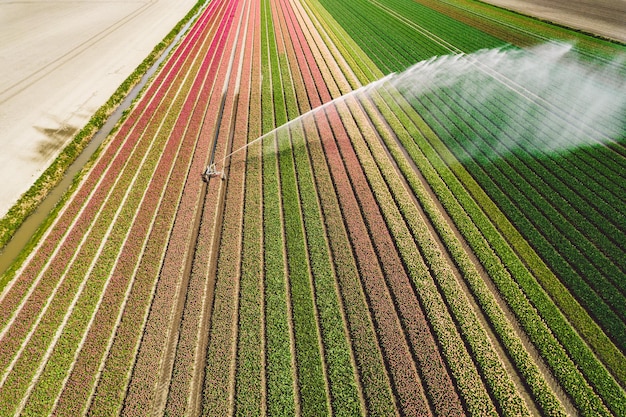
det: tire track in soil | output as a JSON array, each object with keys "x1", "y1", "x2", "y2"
[{"x1": 160, "y1": 0, "x2": 255, "y2": 413}]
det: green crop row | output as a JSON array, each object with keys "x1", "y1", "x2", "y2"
[
  {"x1": 273, "y1": 12, "x2": 330, "y2": 414},
  {"x1": 436, "y1": 86, "x2": 626, "y2": 384},
  {"x1": 413, "y1": 87, "x2": 626, "y2": 359},
  {"x1": 308, "y1": 120, "x2": 398, "y2": 417},
  {"x1": 259, "y1": 2, "x2": 297, "y2": 415},
  {"x1": 412, "y1": 87, "x2": 626, "y2": 414},
  {"x1": 304, "y1": 4, "x2": 502, "y2": 413},
  {"x1": 233, "y1": 10, "x2": 264, "y2": 413},
  {"x1": 297, "y1": 1, "x2": 626, "y2": 414},
  {"x1": 399, "y1": 73, "x2": 626, "y2": 387},
  {"x1": 484, "y1": 90, "x2": 626, "y2": 254},
  {"x1": 355, "y1": 93, "x2": 531, "y2": 416},
  {"x1": 422, "y1": 87, "x2": 626, "y2": 298},
  {"x1": 285, "y1": 18, "x2": 398, "y2": 407},
  {"x1": 316, "y1": 0, "x2": 504, "y2": 74},
  {"x1": 471, "y1": 83, "x2": 626, "y2": 252}
]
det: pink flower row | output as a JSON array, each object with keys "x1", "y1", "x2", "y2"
[
  {"x1": 280, "y1": 4, "x2": 466, "y2": 413},
  {"x1": 0, "y1": 1, "x2": 226, "y2": 414},
  {"x1": 80, "y1": 1, "x2": 236, "y2": 413},
  {"x1": 164, "y1": 0, "x2": 258, "y2": 413},
  {"x1": 119, "y1": 1, "x2": 244, "y2": 414}
]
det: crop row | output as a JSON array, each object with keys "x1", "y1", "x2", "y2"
[
  {"x1": 272, "y1": 2, "x2": 333, "y2": 415},
  {"x1": 120, "y1": 1, "x2": 242, "y2": 415},
  {"x1": 409, "y1": 87, "x2": 626, "y2": 412},
  {"x1": 0, "y1": 41, "x2": 191, "y2": 416},
  {"x1": 420, "y1": 87, "x2": 626, "y2": 304},
  {"x1": 175, "y1": 0, "x2": 255, "y2": 415},
  {"x1": 464, "y1": 79, "x2": 626, "y2": 252},
  {"x1": 374, "y1": 84, "x2": 567, "y2": 416},
  {"x1": 86, "y1": 6, "x2": 240, "y2": 412},
  {"x1": 66, "y1": 5, "x2": 229, "y2": 411},
  {"x1": 396, "y1": 88, "x2": 618, "y2": 416},
  {"x1": 302, "y1": 0, "x2": 528, "y2": 411},
  {"x1": 286, "y1": 3, "x2": 403, "y2": 414},
  {"x1": 290, "y1": 2, "x2": 510, "y2": 412}
]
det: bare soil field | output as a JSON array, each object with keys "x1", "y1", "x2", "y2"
[
  {"x1": 480, "y1": 0, "x2": 626, "y2": 42},
  {"x1": 0, "y1": 0, "x2": 198, "y2": 217}
]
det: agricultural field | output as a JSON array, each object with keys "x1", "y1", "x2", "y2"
[{"x1": 0, "y1": 0, "x2": 625, "y2": 416}]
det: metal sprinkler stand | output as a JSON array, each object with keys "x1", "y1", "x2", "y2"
[{"x1": 202, "y1": 163, "x2": 224, "y2": 182}]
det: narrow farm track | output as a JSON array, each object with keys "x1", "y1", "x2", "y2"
[{"x1": 1, "y1": 0, "x2": 625, "y2": 415}]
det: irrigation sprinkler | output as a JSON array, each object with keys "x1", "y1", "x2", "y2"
[{"x1": 201, "y1": 163, "x2": 224, "y2": 182}]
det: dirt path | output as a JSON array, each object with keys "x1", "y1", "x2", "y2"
[{"x1": 0, "y1": 0, "x2": 198, "y2": 217}]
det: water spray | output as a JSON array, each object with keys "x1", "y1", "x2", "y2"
[{"x1": 205, "y1": 42, "x2": 626, "y2": 182}]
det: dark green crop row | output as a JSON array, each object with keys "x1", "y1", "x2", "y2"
[
  {"x1": 321, "y1": 0, "x2": 510, "y2": 72},
  {"x1": 304, "y1": 1, "x2": 572, "y2": 413},
  {"x1": 304, "y1": 2, "x2": 560, "y2": 414},
  {"x1": 426, "y1": 86, "x2": 626, "y2": 287},
  {"x1": 411, "y1": 88, "x2": 626, "y2": 414},
  {"x1": 413, "y1": 86, "x2": 626, "y2": 348},
  {"x1": 463, "y1": 88, "x2": 626, "y2": 272},
  {"x1": 275, "y1": 46, "x2": 330, "y2": 417},
  {"x1": 398, "y1": 100, "x2": 614, "y2": 416},
  {"x1": 481, "y1": 82, "x2": 626, "y2": 226},
  {"x1": 313, "y1": 0, "x2": 626, "y2": 413}
]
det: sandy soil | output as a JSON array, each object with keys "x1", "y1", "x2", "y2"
[
  {"x1": 0, "y1": 0, "x2": 198, "y2": 217},
  {"x1": 480, "y1": 0, "x2": 626, "y2": 42}
]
